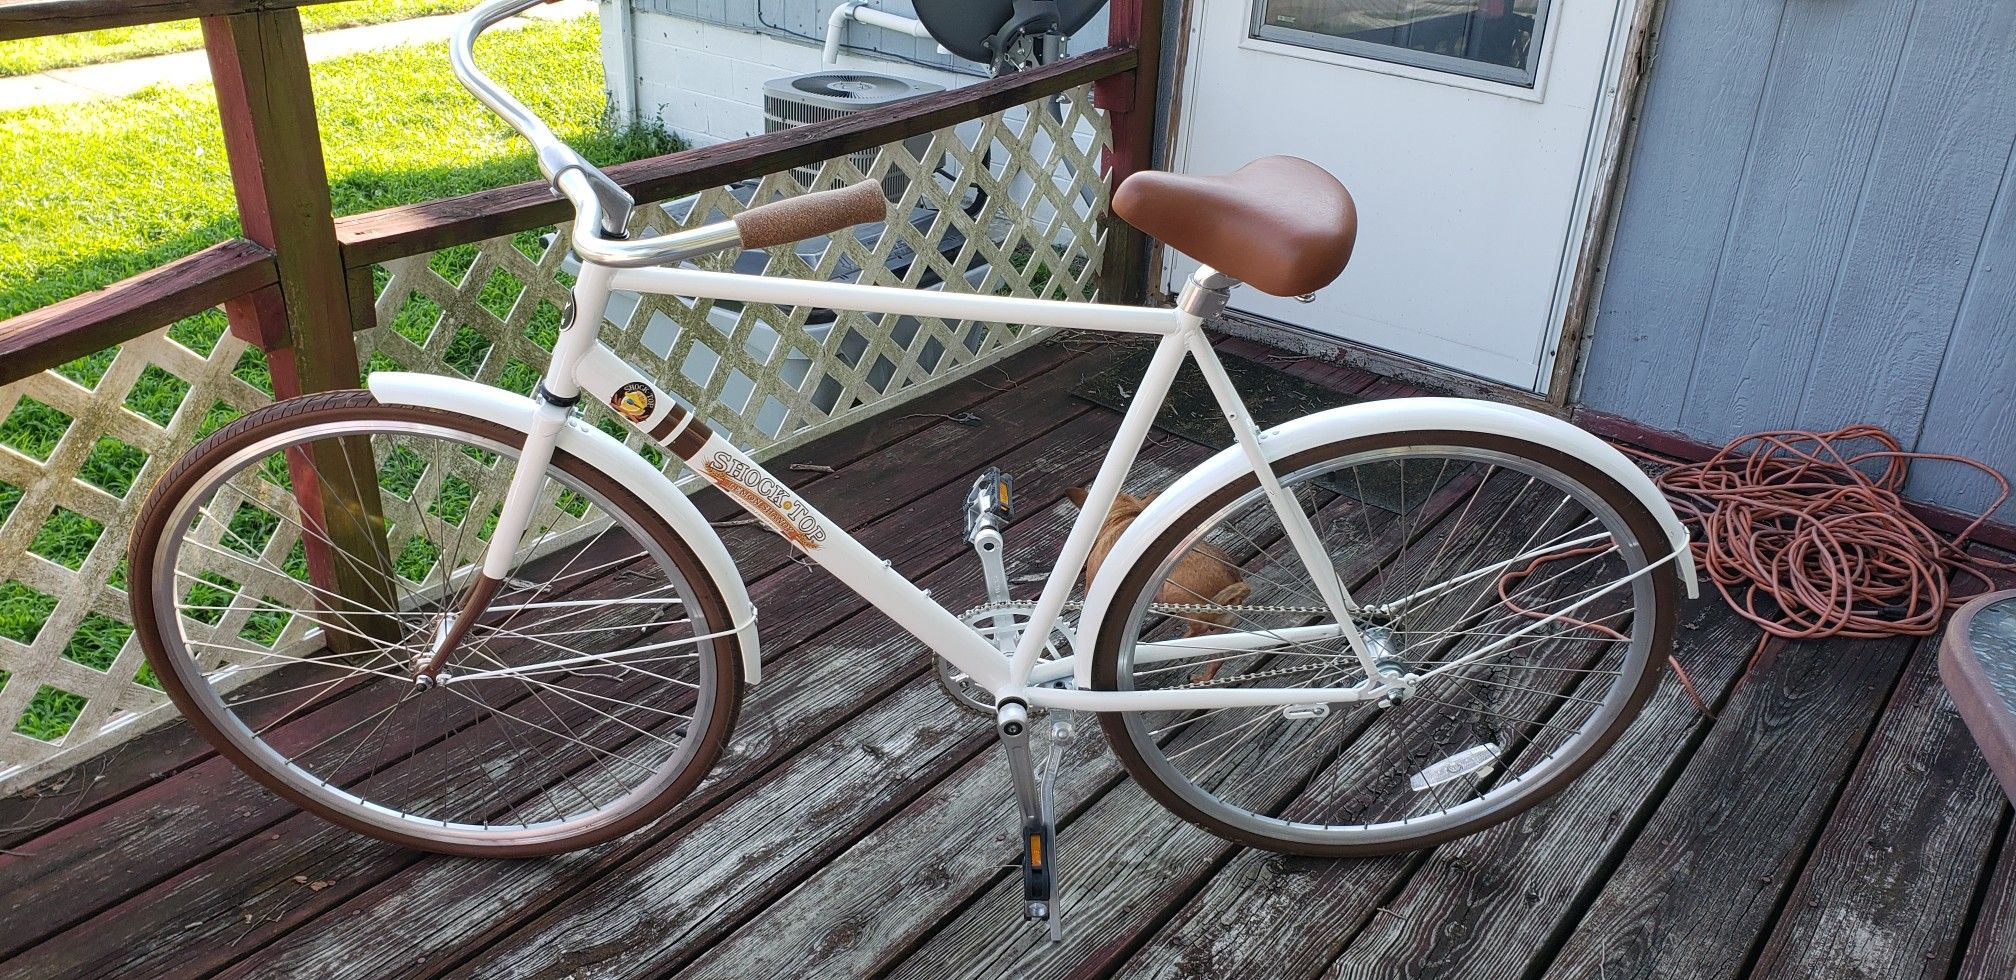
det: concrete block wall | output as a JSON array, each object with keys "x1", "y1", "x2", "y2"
[{"x1": 600, "y1": 2, "x2": 979, "y2": 147}]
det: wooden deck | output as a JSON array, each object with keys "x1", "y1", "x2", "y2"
[{"x1": 2, "y1": 336, "x2": 2012, "y2": 980}]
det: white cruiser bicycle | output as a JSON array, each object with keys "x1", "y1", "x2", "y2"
[{"x1": 128, "y1": 0, "x2": 1696, "y2": 934}]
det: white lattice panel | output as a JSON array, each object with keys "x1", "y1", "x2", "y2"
[
  {"x1": 0, "y1": 313, "x2": 275, "y2": 783},
  {"x1": 362, "y1": 84, "x2": 1110, "y2": 464}
]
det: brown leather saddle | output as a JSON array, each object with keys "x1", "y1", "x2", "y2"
[{"x1": 1112, "y1": 155, "x2": 1358, "y2": 298}]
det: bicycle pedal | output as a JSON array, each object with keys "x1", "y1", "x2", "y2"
[
  {"x1": 999, "y1": 700, "x2": 1063, "y2": 941},
  {"x1": 964, "y1": 467, "x2": 1015, "y2": 542},
  {"x1": 1020, "y1": 817, "x2": 1054, "y2": 922},
  {"x1": 1020, "y1": 796, "x2": 1062, "y2": 942}
]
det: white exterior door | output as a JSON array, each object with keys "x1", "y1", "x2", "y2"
[{"x1": 1168, "y1": 0, "x2": 1636, "y2": 392}]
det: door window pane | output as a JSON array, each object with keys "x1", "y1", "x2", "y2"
[{"x1": 1253, "y1": 0, "x2": 1550, "y2": 86}]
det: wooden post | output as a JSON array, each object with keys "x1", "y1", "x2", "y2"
[
  {"x1": 204, "y1": 9, "x2": 398, "y2": 650},
  {"x1": 1095, "y1": 0, "x2": 1165, "y2": 306}
]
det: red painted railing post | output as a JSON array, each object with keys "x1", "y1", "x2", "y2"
[
  {"x1": 1095, "y1": 0, "x2": 1164, "y2": 305},
  {"x1": 203, "y1": 9, "x2": 397, "y2": 649}
]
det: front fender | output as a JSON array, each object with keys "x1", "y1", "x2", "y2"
[
  {"x1": 1072, "y1": 397, "x2": 1697, "y2": 688},
  {"x1": 367, "y1": 373, "x2": 763, "y2": 684}
]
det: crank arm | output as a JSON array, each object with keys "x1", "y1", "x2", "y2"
[
  {"x1": 1039, "y1": 711, "x2": 1066, "y2": 942},
  {"x1": 966, "y1": 467, "x2": 1016, "y2": 644},
  {"x1": 997, "y1": 700, "x2": 1061, "y2": 940}
]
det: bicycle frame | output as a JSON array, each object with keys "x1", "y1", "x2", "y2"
[
  {"x1": 461, "y1": 258, "x2": 1394, "y2": 714},
  {"x1": 435, "y1": 0, "x2": 1664, "y2": 716}
]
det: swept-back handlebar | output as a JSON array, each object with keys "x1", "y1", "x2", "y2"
[{"x1": 451, "y1": 0, "x2": 887, "y2": 267}]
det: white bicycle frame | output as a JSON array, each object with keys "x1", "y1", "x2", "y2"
[
  {"x1": 425, "y1": 0, "x2": 1699, "y2": 716},
  {"x1": 485, "y1": 258, "x2": 1393, "y2": 714}
]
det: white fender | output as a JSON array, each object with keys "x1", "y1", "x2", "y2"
[
  {"x1": 1072, "y1": 396, "x2": 1698, "y2": 687},
  {"x1": 367, "y1": 373, "x2": 762, "y2": 684}
]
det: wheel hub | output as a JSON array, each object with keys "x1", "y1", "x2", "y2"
[
  {"x1": 1361, "y1": 625, "x2": 1418, "y2": 705},
  {"x1": 409, "y1": 618, "x2": 457, "y2": 690}
]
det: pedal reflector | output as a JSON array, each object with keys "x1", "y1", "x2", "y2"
[{"x1": 964, "y1": 467, "x2": 1015, "y2": 540}]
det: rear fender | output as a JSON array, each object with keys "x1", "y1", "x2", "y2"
[{"x1": 1071, "y1": 396, "x2": 1697, "y2": 687}]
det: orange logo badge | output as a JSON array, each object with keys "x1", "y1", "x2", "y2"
[{"x1": 611, "y1": 382, "x2": 655, "y2": 423}]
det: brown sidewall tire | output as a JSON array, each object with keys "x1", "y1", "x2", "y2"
[
  {"x1": 1092, "y1": 431, "x2": 1678, "y2": 857},
  {"x1": 128, "y1": 390, "x2": 744, "y2": 857}
]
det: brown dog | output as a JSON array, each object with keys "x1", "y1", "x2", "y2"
[{"x1": 1067, "y1": 488, "x2": 1252, "y2": 666}]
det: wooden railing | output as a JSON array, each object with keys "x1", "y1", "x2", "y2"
[{"x1": 0, "y1": 0, "x2": 1161, "y2": 788}]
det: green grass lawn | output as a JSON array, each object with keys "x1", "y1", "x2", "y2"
[
  {"x1": 0, "y1": 0, "x2": 482, "y2": 77},
  {"x1": 0, "y1": 13, "x2": 675, "y2": 321}
]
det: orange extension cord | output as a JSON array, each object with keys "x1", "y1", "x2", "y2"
[
  {"x1": 1633, "y1": 425, "x2": 2013, "y2": 646},
  {"x1": 1504, "y1": 426, "x2": 2013, "y2": 715}
]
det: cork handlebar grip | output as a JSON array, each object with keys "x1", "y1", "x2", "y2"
[{"x1": 733, "y1": 180, "x2": 890, "y2": 251}]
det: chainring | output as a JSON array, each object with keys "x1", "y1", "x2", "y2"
[{"x1": 937, "y1": 602, "x2": 1076, "y2": 714}]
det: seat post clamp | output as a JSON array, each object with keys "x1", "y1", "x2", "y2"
[{"x1": 1178, "y1": 274, "x2": 1237, "y2": 319}]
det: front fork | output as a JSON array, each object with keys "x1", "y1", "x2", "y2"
[{"x1": 416, "y1": 264, "x2": 618, "y2": 684}]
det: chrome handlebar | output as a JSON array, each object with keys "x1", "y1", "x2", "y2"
[{"x1": 451, "y1": 0, "x2": 743, "y2": 267}]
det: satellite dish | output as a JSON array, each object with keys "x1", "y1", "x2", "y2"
[{"x1": 912, "y1": 0, "x2": 1108, "y2": 66}]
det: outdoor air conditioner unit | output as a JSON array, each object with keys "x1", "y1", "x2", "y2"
[{"x1": 763, "y1": 69, "x2": 945, "y2": 193}]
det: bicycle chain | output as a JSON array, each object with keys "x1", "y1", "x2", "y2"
[
  {"x1": 957, "y1": 598, "x2": 1333, "y2": 620},
  {"x1": 955, "y1": 599, "x2": 1347, "y2": 691},
  {"x1": 1172, "y1": 660, "x2": 1336, "y2": 689}
]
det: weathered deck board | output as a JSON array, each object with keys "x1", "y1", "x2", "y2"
[
  {"x1": 2, "y1": 339, "x2": 1115, "y2": 977},
  {"x1": 1539, "y1": 634, "x2": 1920, "y2": 979},
  {"x1": 0, "y1": 336, "x2": 2009, "y2": 980},
  {"x1": 0, "y1": 525, "x2": 680, "y2": 959},
  {"x1": 1746, "y1": 643, "x2": 2007, "y2": 979},
  {"x1": 867, "y1": 476, "x2": 1556, "y2": 979},
  {"x1": 670, "y1": 479, "x2": 1401, "y2": 979},
  {"x1": 1109, "y1": 584, "x2": 1737, "y2": 980},
  {"x1": 0, "y1": 337, "x2": 1088, "y2": 854},
  {"x1": 433, "y1": 429, "x2": 1214, "y2": 979},
  {"x1": 199, "y1": 371, "x2": 1154, "y2": 979},
  {"x1": 1958, "y1": 820, "x2": 2016, "y2": 980},
  {"x1": 1319, "y1": 599, "x2": 1761, "y2": 980},
  {"x1": 677, "y1": 709, "x2": 1123, "y2": 979}
]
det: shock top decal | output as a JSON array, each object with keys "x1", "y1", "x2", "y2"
[{"x1": 702, "y1": 450, "x2": 827, "y2": 549}]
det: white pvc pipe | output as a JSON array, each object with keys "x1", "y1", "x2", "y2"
[
  {"x1": 822, "y1": 2, "x2": 856, "y2": 66},
  {"x1": 854, "y1": 6, "x2": 936, "y2": 39},
  {"x1": 823, "y1": 1, "x2": 939, "y2": 66},
  {"x1": 609, "y1": 0, "x2": 638, "y2": 125}
]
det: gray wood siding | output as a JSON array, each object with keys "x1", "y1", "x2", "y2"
[{"x1": 1581, "y1": 0, "x2": 2016, "y2": 521}]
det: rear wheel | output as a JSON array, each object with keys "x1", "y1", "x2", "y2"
[
  {"x1": 128, "y1": 390, "x2": 742, "y2": 856},
  {"x1": 1094, "y1": 431, "x2": 1677, "y2": 855}
]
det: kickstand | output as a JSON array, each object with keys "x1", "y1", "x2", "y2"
[{"x1": 997, "y1": 700, "x2": 1068, "y2": 942}]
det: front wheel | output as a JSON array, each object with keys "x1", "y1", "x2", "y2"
[
  {"x1": 128, "y1": 390, "x2": 742, "y2": 856},
  {"x1": 1093, "y1": 431, "x2": 1677, "y2": 856}
]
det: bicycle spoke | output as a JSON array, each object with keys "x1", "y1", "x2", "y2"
[
  {"x1": 1107, "y1": 440, "x2": 1664, "y2": 850},
  {"x1": 136, "y1": 400, "x2": 728, "y2": 848}
]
